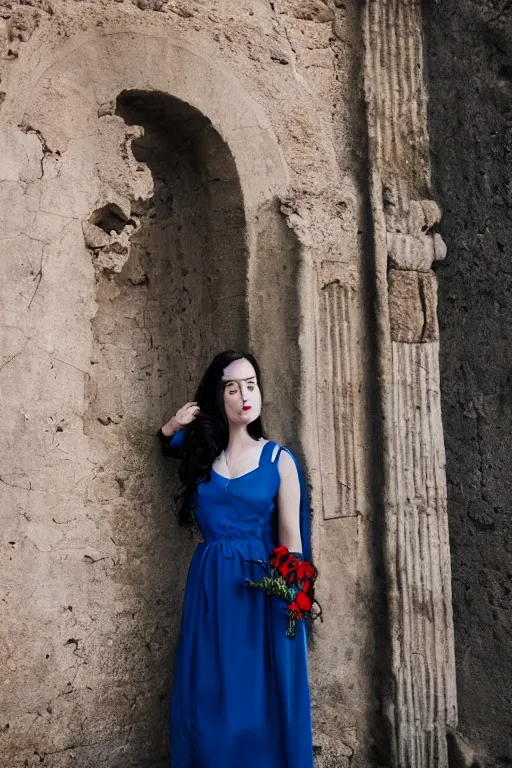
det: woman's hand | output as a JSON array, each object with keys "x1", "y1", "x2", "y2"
[{"x1": 161, "y1": 402, "x2": 200, "y2": 436}]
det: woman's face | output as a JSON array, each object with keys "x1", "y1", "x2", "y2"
[{"x1": 222, "y1": 358, "x2": 262, "y2": 427}]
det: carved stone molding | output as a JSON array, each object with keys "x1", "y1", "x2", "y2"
[
  {"x1": 390, "y1": 341, "x2": 457, "y2": 766},
  {"x1": 386, "y1": 197, "x2": 447, "y2": 343},
  {"x1": 363, "y1": 1, "x2": 458, "y2": 765},
  {"x1": 388, "y1": 269, "x2": 438, "y2": 343},
  {"x1": 315, "y1": 262, "x2": 359, "y2": 520}
]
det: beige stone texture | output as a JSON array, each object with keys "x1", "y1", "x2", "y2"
[
  {"x1": 0, "y1": 1, "x2": 375, "y2": 767},
  {"x1": 363, "y1": 1, "x2": 456, "y2": 766},
  {"x1": 0, "y1": 0, "x2": 460, "y2": 766},
  {"x1": 388, "y1": 269, "x2": 439, "y2": 343}
]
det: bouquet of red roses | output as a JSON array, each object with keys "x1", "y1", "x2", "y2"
[{"x1": 245, "y1": 545, "x2": 322, "y2": 638}]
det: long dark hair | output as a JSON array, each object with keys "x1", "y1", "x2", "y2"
[{"x1": 176, "y1": 350, "x2": 266, "y2": 526}]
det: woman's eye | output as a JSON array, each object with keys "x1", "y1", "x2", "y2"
[
  {"x1": 229, "y1": 389, "x2": 237, "y2": 395},
  {"x1": 248, "y1": 385, "x2": 255, "y2": 391}
]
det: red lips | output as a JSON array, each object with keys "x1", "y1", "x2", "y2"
[{"x1": 242, "y1": 405, "x2": 252, "y2": 411}]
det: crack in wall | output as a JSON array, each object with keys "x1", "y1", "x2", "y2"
[{"x1": 18, "y1": 123, "x2": 60, "y2": 179}]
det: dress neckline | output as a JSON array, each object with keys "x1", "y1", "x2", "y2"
[{"x1": 211, "y1": 440, "x2": 274, "y2": 482}]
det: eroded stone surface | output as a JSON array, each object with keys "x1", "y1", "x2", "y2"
[
  {"x1": 0, "y1": 2, "x2": 372, "y2": 766},
  {"x1": 363, "y1": 2, "x2": 457, "y2": 765},
  {"x1": 424, "y1": 1, "x2": 512, "y2": 764}
]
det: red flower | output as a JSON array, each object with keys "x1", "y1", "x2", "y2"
[
  {"x1": 297, "y1": 562, "x2": 316, "y2": 581},
  {"x1": 272, "y1": 545, "x2": 289, "y2": 560},
  {"x1": 247, "y1": 547, "x2": 321, "y2": 638},
  {"x1": 288, "y1": 601, "x2": 304, "y2": 619},
  {"x1": 278, "y1": 556, "x2": 299, "y2": 581},
  {"x1": 296, "y1": 562, "x2": 308, "y2": 581},
  {"x1": 296, "y1": 591, "x2": 313, "y2": 613}
]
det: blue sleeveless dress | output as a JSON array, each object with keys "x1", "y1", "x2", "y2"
[{"x1": 164, "y1": 436, "x2": 314, "y2": 768}]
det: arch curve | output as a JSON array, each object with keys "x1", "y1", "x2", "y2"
[{"x1": 12, "y1": 28, "x2": 289, "y2": 215}]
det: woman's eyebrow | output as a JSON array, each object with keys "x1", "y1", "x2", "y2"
[{"x1": 222, "y1": 376, "x2": 256, "y2": 384}]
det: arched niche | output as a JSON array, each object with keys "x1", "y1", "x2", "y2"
[
  {"x1": 13, "y1": 29, "x2": 288, "y2": 215},
  {"x1": 113, "y1": 87, "x2": 249, "y2": 378},
  {"x1": 1, "y1": 30, "x2": 301, "y2": 764},
  {"x1": 11, "y1": 28, "x2": 296, "y2": 433},
  {"x1": 81, "y1": 86, "x2": 252, "y2": 703}
]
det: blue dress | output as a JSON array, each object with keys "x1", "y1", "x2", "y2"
[{"x1": 162, "y1": 434, "x2": 314, "y2": 768}]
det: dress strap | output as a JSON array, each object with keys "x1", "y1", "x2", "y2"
[
  {"x1": 260, "y1": 440, "x2": 281, "y2": 466},
  {"x1": 264, "y1": 441, "x2": 297, "y2": 467},
  {"x1": 270, "y1": 442, "x2": 281, "y2": 463},
  {"x1": 270, "y1": 442, "x2": 294, "y2": 465}
]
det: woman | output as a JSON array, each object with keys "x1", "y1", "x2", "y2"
[{"x1": 157, "y1": 350, "x2": 314, "y2": 768}]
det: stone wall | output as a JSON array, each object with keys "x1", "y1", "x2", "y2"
[
  {"x1": 423, "y1": 1, "x2": 512, "y2": 765},
  {"x1": 1, "y1": 0, "x2": 479, "y2": 764},
  {"x1": 363, "y1": 2, "x2": 458, "y2": 764},
  {"x1": 0, "y1": 2, "x2": 375, "y2": 767}
]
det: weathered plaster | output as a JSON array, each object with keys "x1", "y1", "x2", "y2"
[{"x1": 0, "y1": 3, "x2": 373, "y2": 766}]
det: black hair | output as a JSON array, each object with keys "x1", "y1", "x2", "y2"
[{"x1": 175, "y1": 349, "x2": 266, "y2": 527}]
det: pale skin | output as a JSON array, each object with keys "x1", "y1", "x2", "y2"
[{"x1": 161, "y1": 358, "x2": 303, "y2": 553}]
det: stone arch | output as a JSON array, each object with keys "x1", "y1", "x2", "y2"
[
  {"x1": 12, "y1": 28, "x2": 288, "y2": 212},
  {"x1": 10, "y1": 27, "x2": 296, "y2": 428},
  {"x1": 0, "y1": 29, "x2": 302, "y2": 764}
]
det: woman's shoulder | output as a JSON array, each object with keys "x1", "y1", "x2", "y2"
[
  {"x1": 264, "y1": 439, "x2": 299, "y2": 477},
  {"x1": 263, "y1": 438, "x2": 296, "y2": 456}
]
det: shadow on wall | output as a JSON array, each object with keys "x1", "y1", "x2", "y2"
[
  {"x1": 82, "y1": 89, "x2": 250, "y2": 764},
  {"x1": 423, "y1": 1, "x2": 512, "y2": 766},
  {"x1": 249, "y1": 195, "x2": 302, "y2": 450}
]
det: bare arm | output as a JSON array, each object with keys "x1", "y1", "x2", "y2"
[
  {"x1": 277, "y1": 450, "x2": 303, "y2": 555},
  {"x1": 158, "y1": 402, "x2": 200, "y2": 459}
]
